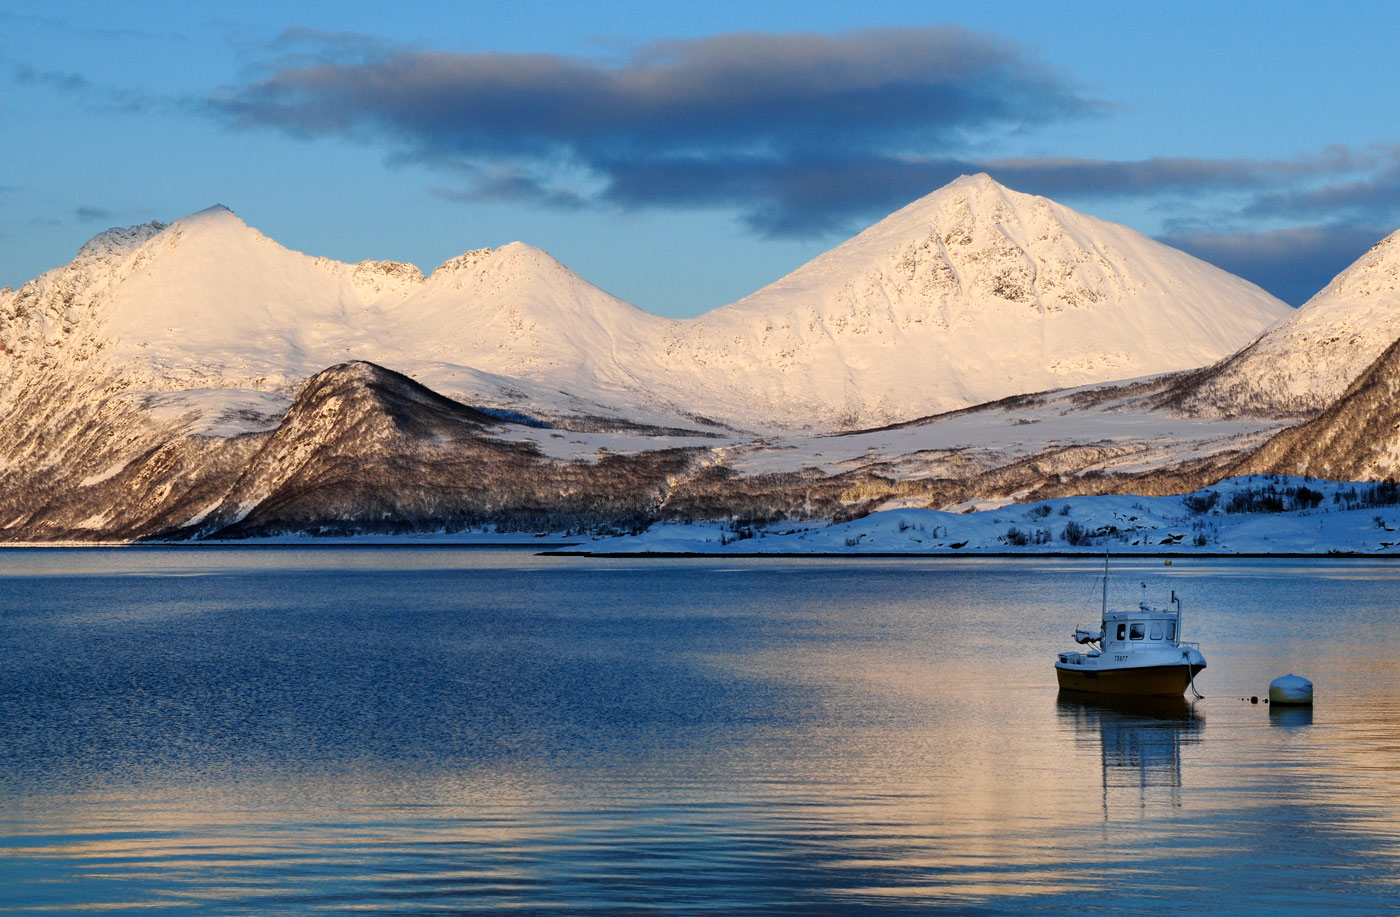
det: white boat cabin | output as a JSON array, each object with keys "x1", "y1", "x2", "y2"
[
  {"x1": 1060, "y1": 603, "x2": 1186, "y2": 666},
  {"x1": 1100, "y1": 607, "x2": 1182, "y2": 649}
]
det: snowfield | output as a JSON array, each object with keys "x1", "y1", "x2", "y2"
[{"x1": 577, "y1": 476, "x2": 1400, "y2": 555}]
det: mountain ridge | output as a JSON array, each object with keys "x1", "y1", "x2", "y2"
[
  {"x1": 1168, "y1": 228, "x2": 1400, "y2": 418},
  {"x1": 1, "y1": 175, "x2": 1292, "y2": 431}
]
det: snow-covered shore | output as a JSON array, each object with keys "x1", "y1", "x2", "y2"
[{"x1": 574, "y1": 475, "x2": 1400, "y2": 556}]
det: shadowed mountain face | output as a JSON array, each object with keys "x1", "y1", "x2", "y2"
[
  {"x1": 0, "y1": 361, "x2": 710, "y2": 542},
  {"x1": 0, "y1": 354, "x2": 1390, "y2": 544},
  {"x1": 179, "y1": 362, "x2": 703, "y2": 539},
  {"x1": 1235, "y1": 337, "x2": 1400, "y2": 481}
]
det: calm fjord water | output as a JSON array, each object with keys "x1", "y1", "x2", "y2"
[{"x1": 2, "y1": 548, "x2": 1399, "y2": 913}]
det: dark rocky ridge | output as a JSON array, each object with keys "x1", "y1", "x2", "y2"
[
  {"x1": 4, "y1": 353, "x2": 1398, "y2": 543},
  {"x1": 174, "y1": 362, "x2": 703, "y2": 539}
]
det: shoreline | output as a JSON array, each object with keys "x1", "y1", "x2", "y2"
[
  {"x1": 542, "y1": 549, "x2": 1400, "y2": 559},
  {"x1": 1, "y1": 541, "x2": 1394, "y2": 560}
]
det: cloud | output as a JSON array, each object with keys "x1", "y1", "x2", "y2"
[
  {"x1": 1157, "y1": 223, "x2": 1392, "y2": 306},
  {"x1": 430, "y1": 171, "x2": 588, "y2": 211},
  {"x1": 578, "y1": 150, "x2": 1398, "y2": 239},
  {"x1": 244, "y1": 27, "x2": 416, "y2": 71},
  {"x1": 13, "y1": 64, "x2": 91, "y2": 93},
  {"x1": 220, "y1": 28, "x2": 1098, "y2": 150},
  {"x1": 976, "y1": 147, "x2": 1379, "y2": 198},
  {"x1": 213, "y1": 28, "x2": 1400, "y2": 249},
  {"x1": 73, "y1": 206, "x2": 115, "y2": 222},
  {"x1": 1242, "y1": 155, "x2": 1400, "y2": 222},
  {"x1": 214, "y1": 28, "x2": 1100, "y2": 225},
  {"x1": 10, "y1": 61, "x2": 166, "y2": 114},
  {"x1": 208, "y1": 25, "x2": 1400, "y2": 306},
  {"x1": 0, "y1": 8, "x2": 171, "y2": 42}
]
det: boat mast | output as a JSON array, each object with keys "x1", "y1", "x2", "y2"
[
  {"x1": 1101, "y1": 549, "x2": 1108, "y2": 621},
  {"x1": 1173, "y1": 590, "x2": 1182, "y2": 642}
]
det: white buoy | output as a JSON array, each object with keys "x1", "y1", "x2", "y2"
[{"x1": 1268, "y1": 674, "x2": 1314, "y2": 706}]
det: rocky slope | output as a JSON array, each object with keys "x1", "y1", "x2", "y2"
[
  {"x1": 1234, "y1": 336, "x2": 1400, "y2": 480},
  {"x1": 184, "y1": 362, "x2": 704, "y2": 539},
  {"x1": 1168, "y1": 228, "x2": 1400, "y2": 418}
]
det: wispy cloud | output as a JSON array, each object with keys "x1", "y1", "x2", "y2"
[
  {"x1": 13, "y1": 64, "x2": 91, "y2": 93},
  {"x1": 1241, "y1": 154, "x2": 1400, "y2": 223},
  {"x1": 0, "y1": 8, "x2": 173, "y2": 42},
  {"x1": 73, "y1": 205, "x2": 115, "y2": 222},
  {"x1": 10, "y1": 61, "x2": 168, "y2": 114}
]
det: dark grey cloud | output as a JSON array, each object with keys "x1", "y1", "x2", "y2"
[
  {"x1": 585, "y1": 150, "x2": 1398, "y2": 239},
  {"x1": 209, "y1": 26, "x2": 1400, "y2": 304},
  {"x1": 978, "y1": 147, "x2": 1378, "y2": 198},
  {"x1": 1158, "y1": 224, "x2": 1392, "y2": 306},
  {"x1": 214, "y1": 28, "x2": 1100, "y2": 217},
  {"x1": 73, "y1": 206, "x2": 115, "y2": 222},
  {"x1": 220, "y1": 28, "x2": 1097, "y2": 155},
  {"x1": 212, "y1": 31, "x2": 1400, "y2": 234},
  {"x1": 1242, "y1": 155, "x2": 1400, "y2": 222}
]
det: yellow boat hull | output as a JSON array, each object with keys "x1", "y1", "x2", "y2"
[{"x1": 1055, "y1": 662, "x2": 1204, "y2": 697}]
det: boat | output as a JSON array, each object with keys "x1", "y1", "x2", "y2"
[{"x1": 1055, "y1": 559, "x2": 1206, "y2": 697}]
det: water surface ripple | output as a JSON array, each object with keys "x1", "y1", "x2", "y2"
[{"x1": 2, "y1": 549, "x2": 1398, "y2": 913}]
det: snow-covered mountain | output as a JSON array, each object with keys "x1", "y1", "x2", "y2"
[
  {"x1": 0, "y1": 176, "x2": 1341, "y2": 543},
  {"x1": 1170, "y1": 228, "x2": 1400, "y2": 418},
  {"x1": 0, "y1": 204, "x2": 666, "y2": 400},
  {"x1": 1, "y1": 176, "x2": 1290, "y2": 432},
  {"x1": 1238, "y1": 336, "x2": 1400, "y2": 480},
  {"x1": 653, "y1": 174, "x2": 1292, "y2": 426}
]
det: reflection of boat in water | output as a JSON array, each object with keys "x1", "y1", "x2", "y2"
[
  {"x1": 1058, "y1": 694, "x2": 1204, "y2": 810},
  {"x1": 1054, "y1": 559, "x2": 1206, "y2": 697}
]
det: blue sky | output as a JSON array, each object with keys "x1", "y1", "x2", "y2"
[{"x1": 3, "y1": 0, "x2": 1400, "y2": 315}]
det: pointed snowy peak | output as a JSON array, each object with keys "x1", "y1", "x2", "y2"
[
  {"x1": 181, "y1": 202, "x2": 240, "y2": 222},
  {"x1": 660, "y1": 174, "x2": 1291, "y2": 426},
  {"x1": 1170, "y1": 227, "x2": 1400, "y2": 418},
  {"x1": 161, "y1": 203, "x2": 276, "y2": 246},
  {"x1": 429, "y1": 241, "x2": 603, "y2": 290}
]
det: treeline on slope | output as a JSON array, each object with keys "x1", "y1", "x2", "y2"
[{"x1": 10, "y1": 347, "x2": 1400, "y2": 542}]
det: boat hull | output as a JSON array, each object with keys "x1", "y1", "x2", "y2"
[{"x1": 1055, "y1": 662, "x2": 1205, "y2": 697}]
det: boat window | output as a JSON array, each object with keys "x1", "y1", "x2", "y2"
[
  {"x1": 1129, "y1": 623, "x2": 1145, "y2": 640},
  {"x1": 1116, "y1": 623, "x2": 1126, "y2": 640},
  {"x1": 1167, "y1": 622, "x2": 1176, "y2": 641},
  {"x1": 1150, "y1": 622, "x2": 1163, "y2": 640}
]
